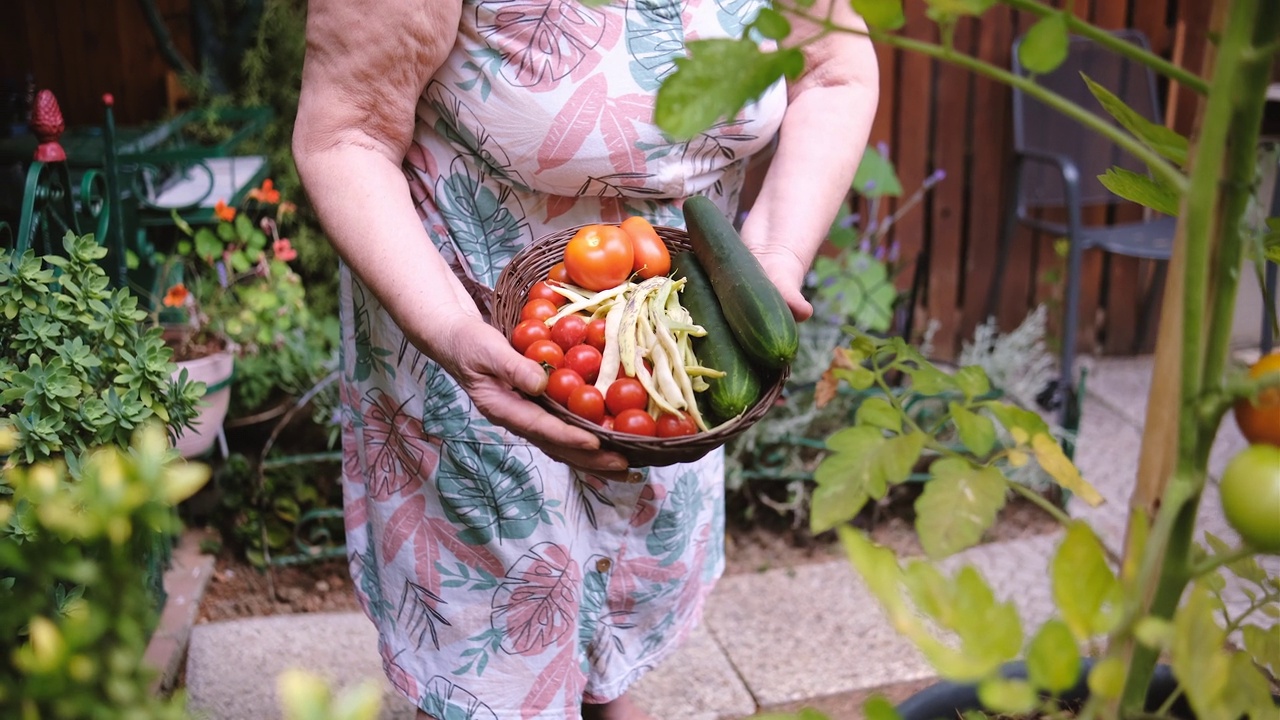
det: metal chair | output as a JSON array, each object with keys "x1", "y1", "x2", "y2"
[{"x1": 986, "y1": 28, "x2": 1176, "y2": 427}]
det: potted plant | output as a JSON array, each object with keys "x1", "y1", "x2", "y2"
[{"x1": 655, "y1": 0, "x2": 1279, "y2": 717}]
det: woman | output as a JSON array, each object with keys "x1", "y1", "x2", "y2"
[{"x1": 293, "y1": 0, "x2": 877, "y2": 717}]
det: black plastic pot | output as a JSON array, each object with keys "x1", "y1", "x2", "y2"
[{"x1": 896, "y1": 660, "x2": 1196, "y2": 720}]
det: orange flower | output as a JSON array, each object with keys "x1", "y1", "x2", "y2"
[
  {"x1": 248, "y1": 179, "x2": 281, "y2": 204},
  {"x1": 214, "y1": 200, "x2": 236, "y2": 222},
  {"x1": 273, "y1": 238, "x2": 297, "y2": 262},
  {"x1": 163, "y1": 283, "x2": 190, "y2": 307}
]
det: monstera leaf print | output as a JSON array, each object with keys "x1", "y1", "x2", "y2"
[
  {"x1": 415, "y1": 359, "x2": 476, "y2": 440},
  {"x1": 421, "y1": 676, "x2": 499, "y2": 720},
  {"x1": 362, "y1": 387, "x2": 441, "y2": 499},
  {"x1": 714, "y1": 0, "x2": 762, "y2": 37},
  {"x1": 645, "y1": 471, "x2": 706, "y2": 566},
  {"x1": 352, "y1": 540, "x2": 393, "y2": 623},
  {"x1": 578, "y1": 557, "x2": 625, "y2": 668},
  {"x1": 380, "y1": 643, "x2": 422, "y2": 703},
  {"x1": 426, "y1": 82, "x2": 532, "y2": 191},
  {"x1": 437, "y1": 441, "x2": 545, "y2": 545},
  {"x1": 606, "y1": 546, "x2": 685, "y2": 614},
  {"x1": 350, "y1": 281, "x2": 394, "y2": 382},
  {"x1": 475, "y1": 0, "x2": 608, "y2": 89},
  {"x1": 435, "y1": 157, "x2": 527, "y2": 287},
  {"x1": 625, "y1": 0, "x2": 685, "y2": 91},
  {"x1": 492, "y1": 542, "x2": 580, "y2": 655},
  {"x1": 702, "y1": 496, "x2": 726, "y2": 583}
]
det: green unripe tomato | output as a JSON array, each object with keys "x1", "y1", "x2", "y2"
[{"x1": 1218, "y1": 444, "x2": 1280, "y2": 553}]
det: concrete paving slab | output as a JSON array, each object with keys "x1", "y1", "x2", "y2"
[
  {"x1": 1080, "y1": 356, "x2": 1156, "y2": 429},
  {"x1": 185, "y1": 612, "x2": 416, "y2": 720},
  {"x1": 629, "y1": 623, "x2": 757, "y2": 720}
]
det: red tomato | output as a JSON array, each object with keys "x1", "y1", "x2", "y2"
[
  {"x1": 656, "y1": 412, "x2": 697, "y2": 438},
  {"x1": 564, "y1": 224, "x2": 634, "y2": 291},
  {"x1": 605, "y1": 378, "x2": 648, "y2": 415},
  {"x1": 523, "y1": 339, "x2": 564, "y2": 369},
  {"x1": 527, "y1": 281, "x2": 566, "y2": 307},
  {"x1": 521, "y1": 298, "x2": 558, "y2": 324},
  {"x1": 510, "y1": 319, "x2": 551, "y2": 354},
  {"x1": 550, "y1": 315, "x2": 589, "y2": 352},
  {"x1": 621, "y1": 216, "x2": 671, "y2": 279},
  {"x1": 601, "y1": 416, "x2": 615, "y2": 431},
  {"x1": 547, "y1": 262, "x2": 571, "y2": 285},
  {"x1": 614, "y1": 408, "x2": 657, "y2": 436},
  {"x1": 586, "y1": 318, "x2": 607, "y2": 352},
  {"x1": 568, "y1": 385, "x2": 606, "y2": 424},
  {"x1": 545, "y1": 368, "x2": 584, "y2": 406},
  {"x1": 565, "y1": 344, "x2": 603, "y2": 384}
]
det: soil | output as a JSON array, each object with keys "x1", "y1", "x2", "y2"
[{"x1": 194, "y1": 482, "x2": 1061, "y2": 624}]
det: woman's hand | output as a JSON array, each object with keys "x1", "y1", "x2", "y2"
[{"x1": 752, "y1": 245, "x2": 813, "y2": 322}]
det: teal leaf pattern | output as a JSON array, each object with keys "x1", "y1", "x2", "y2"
[
  {"x1": 427, "y1": 81, "x2": 533, "y2": 192},
  {"x1": 437, "y1": 440, "x2": 545, "y2": 545},
  {"x1": 434, "y1": 159, "x2": 527, "y2": 287},
  {"x1": 349, "y1": 280, "x2": 394, "y2": 382},
  {"x1": 715, "y1": 0, "x2": 763, "y2": 38},
  {"x1": 645, "y1": 472, "x2": 705, "y2": 566},
  {"x1": 421, "y1": 676, "x2": 499, "y2": 720},
  {"x1": 625, "y1": 0, "x2": 686, "y2": 91},
  {"x1": 352, "y1": 540, "x2": 393, "y2": 624}
]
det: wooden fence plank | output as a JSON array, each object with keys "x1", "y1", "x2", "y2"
[{"x1": 891, "y1": 1, "x2": 937, "y2": 322}]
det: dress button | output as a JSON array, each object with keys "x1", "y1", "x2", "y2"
[
  {"x1": 595, "y1": 557, "x2": 612, "y2": 573},
  {"x1": 625, "y1": 471, "x2": 644, "y2": 484}
]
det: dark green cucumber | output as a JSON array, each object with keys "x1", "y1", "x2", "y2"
[
  {"x1": 682, "y1": 194, "x2": 798, "y2": 369},
  {"x1": 671, "y1": 251, "x2": 762, "y2": 422}
]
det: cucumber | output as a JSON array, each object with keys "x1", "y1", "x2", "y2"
[
  {"x1": 671, "y1": 251, "x2": 762, "y2": 422},
  {"x1": 682, "y1": 194, "x2": 799, "y2": 369}
]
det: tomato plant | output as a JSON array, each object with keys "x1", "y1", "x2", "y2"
[
  {"x1": 1233, "y1": 351, "x2": 1280, "y2": 447},
  {"x1": 550, "y1": 315, "x2": 589, "y2": 352},
  {"x1": 605, "y1": 378, "x2": 648, "y2": 415},
  {"x1": 564, "y1": 224, "x2": 634, "y2": 291},
  {"x1": 656, "y1": 412, "x2": 697, "y2": 438},
  {"x1": 586, "y1": 318, "x2": 607, "y2": 352},
  {"x1": 621, "y1": 216, "x2": 670, "y2": 279},
  {"x1": 521, "y1": 298, "x2": 558, "y2": 324},
  {"x1": 528, "y1": 281, "x2": 567, "y2": 307},
  {"x1": 510, "y1": 319, "x2": 551, "y2": 354},
  {"x1": 523, "y1": 339, "x2": 565, "y2": 369},
  {"x1": 568, "y1": 385, "x2": 607, "y2": 424},
  {"x1": 545, "y1": 368, "x2": 585, "y2": 406},
  {"x1": 613, "y1": 408, "x2": 657, "y2": 436},
  {"x1": 565, "y1": 344, "x2": 603, "y2": 384},
  {"x1": 1219, "y1": 443, "x2": 1280, "y2": 552}
]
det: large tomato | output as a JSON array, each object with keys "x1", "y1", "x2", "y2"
[
  {"x1": 1234, "y1": 352, "x2": 1280, "y2": 447},
  {"x1": 621, "y1": 216, "x2": 670, "y2": 279},
  {"x1": 564, "y1": 224, "x2": 634, "y2": 291},
  {"x1": 1218, "y1": 444, "x2": 1280, "y2": 552}
]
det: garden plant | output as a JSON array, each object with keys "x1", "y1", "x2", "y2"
[{"x1": 653, "y1": 0, "x2": 1280, "y2": 717}]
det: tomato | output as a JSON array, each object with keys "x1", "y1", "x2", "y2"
[
  {"x1": 656, "y1": 412, "x2": 697, "y2": 438},
  {"x1": 510, "y1": 319, "x2": 551, "y2": 354},
  {"x1": 547, "y1": 262, "x2": 571, "y2": 285},
  {"x1": 523, "y1": 339, "x2": 565, "y2": 369},
  {"x1": 614, "y1": 408, "x2": 657, "y2": 436},
  {"x1": 568, "y1": 385, "x2": 607, "y2": 424},
  {"x1": 527, "y1": 281, "x2": 566, "y2": 307},
  {"x1": 565, "y1": 344, "x2": 603, "y2": 384},
  {"x1": 585, "y1": 318, "x2": 608, "y2": 352},
  {"x1": 550, "y1": 315, "x2": 589, "y2": 352},
  {"x1": 1218, "y1": 444, "x2": 1280, "y2": 552},
  {"x1": 545, "y1": 368, "x2": 585, "y2": 406},
  {"x1": 564, "y1": 224, "x2": 634, "y2": 291},
  {"x1": 601, "y1": 416, "x2": 615, "y2": 431},
  {"x1": 1234, "y1": 352, "x2": 1280, "y2": 447},
  {"x1": 621, "y1": 216, "x2": 670, "y2": 279},
  {"x1": 605, "y1": 378, "x2": 648, "y2": 416},
  {"x1": 520, "y1": 298, "x2": 558, "y2": 324}
]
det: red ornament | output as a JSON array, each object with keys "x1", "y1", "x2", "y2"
[{"x1": 31, "y1": 89, "x2": 66, "y2": 163}]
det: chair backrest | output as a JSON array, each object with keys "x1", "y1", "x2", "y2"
[{"x1": 1012, "y1": 28, "x2": 1163, "y2": 209}]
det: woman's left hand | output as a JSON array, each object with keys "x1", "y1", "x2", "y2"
[{"x1": 753, "y1": 245, "x2": 813, "y2": 322}]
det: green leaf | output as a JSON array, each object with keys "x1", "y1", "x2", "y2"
[
  {"x1": 953, "y1": 366, "x2": 991, "y2": 399},
  {"x1": 851, "y1": 0, "x2": 906, "y2": 30},
  {"x1": 924, "y1": 0, "x2": 996, "y2": 23},
  {"x1": 1019, "y1": 13, "x2": 1069, "y2": 74},
  {"x1": 915, "y1": 458, "x2": 1007, "y2": 558},
  {"x1": 904, "y1": 363, "x2": 956, "y2": 395},
  {"x1": 977, "y1": 678, "x2": 1037, "y2": 715},
  {"x1": 852, "y1": 144, "x2": 904, "y2": 198},
  {"x1": 234, "y1": 212, "x2": 254, "y2": 241},
  {"x1": 1171, "y1": 583, "x2": 1233, "y2": 718},
  {"x1": 861, "y1": 696, "x2": 902, "y2": 720},
  {"x1": 1080, "y1": 73, "x2": 1189, "y2": 166},
  {"x1": 1052, "y1": 521, "x2": 1122, "y2": 641},
  {"x1": 1098, "y1": 167, "x2": 1180, "y2": 216},
  {"x1": 902, "y1": 563, "x2": 1024, "y2": 681},
  {"x1": 655, "y1": 39, "x2": 804, "y2": 140},
  {"x1": 856, "y1": 396, "x2": 903, "y2": 433},
  {"x1": 834, "y1": 365, "x2": 877, "y2": 391},
  {"x1": 750, "y1": 7, "x2": 791, "y2": 40},
  {"x1": 194, "y1": 228, "x2": 222, "y2": 262},
  {"x1": 230, "y1": 249, "x2": 252, "y2": 273},
  {"x1": 986, "y1": 401, "x2": 1051, "y2": 443},
  {"x1": 1242, "y1": 623, "x2": 1280, "y2": 678},
  {"x1": 217, "y1": 220, "x2": 237, "y2": 241},
  {"x1": 1133, "y1": 616, "x2": 1173, "y2": 650},
  {"x1": 949, "y1": 402, "x2": 997, "y2": 457},
  {"x1": 812, "y1": 429, "x2": 926, "y2": 532},
  {"x1": 1026, "y1": 619, "x2": 1081, "y2": 694},
  {"x1": 1086, "y1": 656, "x2": 1126, "y2": 700},
  {"x1": 1032, "y1": 433, "x2": 1103, "y2": 506}
]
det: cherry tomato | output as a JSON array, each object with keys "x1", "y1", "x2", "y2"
[
  {"x1": 601, "y1": 416, "x2": 615, "y2": 431},
  {"x1": 568, "y1": 384, "x2": 606, "y2": 424},
  {"x1": 586, "y1": 318, "x2": 608, "y2": 352},
  {"x1": 521, "y1": 298, "x2": 558, "y2": 324},
  {"x1": 1234, "y1": 352, "x2": 1280, "y2": 447},
  {"x1": 510, "y1": 319, "x2": 551, "y2": 354},
  {"x1": 547, "y1": 262, "x2": 572, "y2": 285},
  {"x1": 523, "y1": 339, "x2": 565, "y2": 369},
  {"x1": 545, "y1": 368, "x2": 585, "y2": 406},
  {"x1": 1218, "y1": 444, "x2": 1280, "y2": 552},
  {"x1": 656, "y1": 412, "x2": 697, "y2": 438},
  {"x1": 614, "y1": 408, "x2": 657, "y2": 437},
  {"x1": 621, "y1": 216, "x2": 670, "y2": 279},
  {"x1": 565, "y1": 344, "x2": 603, "y2": 384},
  {"x1": 605, "y1": 378, "x2": 648, "y2": 416},
  {"x1": 550, "y1": 315, "x2": 589, "y2": 352},
  {"x1": 564, "y1": 224, "x2": 634, "y2": 291},
  {"x1": 527, "y1": 281, "x2": 567, "y2": 307}
]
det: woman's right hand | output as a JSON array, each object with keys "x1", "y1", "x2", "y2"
[{"x1": 428, "y1": 313, "x2": 632, "y2": 475}]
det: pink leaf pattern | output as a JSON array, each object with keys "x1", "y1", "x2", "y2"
[
  {"x1": 543, "y1": 194, "x2": 577, "y2": 224},
  {"x1": 606, "y1": 546, "x2": 686, "y2": 614},
  {"x1": 478, "y1": 0, "x2": 608, "y2": 89},
  {"x1": 427, "y1": 517, "x2": 504, "y2": 578},
  {"x1": 492, "y1": 543, "x2": 581, "y2": 655},
  {"x1": 631, "y1": 482, "x2": 665, "y2": 528},
  {"x1": 344, "y1": 492, "x2": 367, "y2": 534},
  {"x1": 536, "y1": 75, "x2": 607, "y2": 173},
  {"x1": 362, "y1": 388, "x2": 441, "y2": 499},
  {"x1": 379, "y1": 640, "x2": 421, "y2": 701},
  {"x1": 380, "y1": 493, "x2": 428, "y2": 564},
  {"x1": 520, "y1": 643, "x2": 585, "y2": 720},
  {"x1": 599, "y1": 93, "x2": 654, "y2": 176}
]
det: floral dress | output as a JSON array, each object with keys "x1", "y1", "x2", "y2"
[{"x1": 336, "y1": 0, "x2": 786, "y2": 717}]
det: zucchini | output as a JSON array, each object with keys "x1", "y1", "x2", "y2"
[
  {"x1": 682, "y1": 194, "x2": 799, "y2": 369},
  {"x1": 671, "y1": 251, "x2": 762, "y2": 422}
]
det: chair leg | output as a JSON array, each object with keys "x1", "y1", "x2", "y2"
[
  {"x1": 1263, "y1": 260, "x2": 1278, "y2": 354},
  {"x1": 1058, "y1": 238, "x2": 1088, "y2": 428},
  {"x1": 985, "y1": 163, "x2": 1024, "y2": 330},
  {"x1": 1134, "y1": 261, "x2": 1167, "y2": 354}
]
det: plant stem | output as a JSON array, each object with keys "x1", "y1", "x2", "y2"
[
  {"x1": 1189, "y1": 544, "x2": 1257, "y2": 578},
  {"x1": 1000, "y1": 0, "x2": 1210, "y2": 95},
  {"x1": 1006, "y1": 479, "x2": 1072, "y2": 526}
]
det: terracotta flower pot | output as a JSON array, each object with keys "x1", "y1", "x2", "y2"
[{"x1": 172, "y1": 349, "x2": 235, "y2": 459}]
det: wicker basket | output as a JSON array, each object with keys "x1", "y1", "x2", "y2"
[{"x1": 492, "y1": 223, "x2": 788, "y2": 468}]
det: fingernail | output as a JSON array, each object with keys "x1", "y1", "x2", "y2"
[{"x1": 607, "y1": 459, "x2": 628, "y2": 471}]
